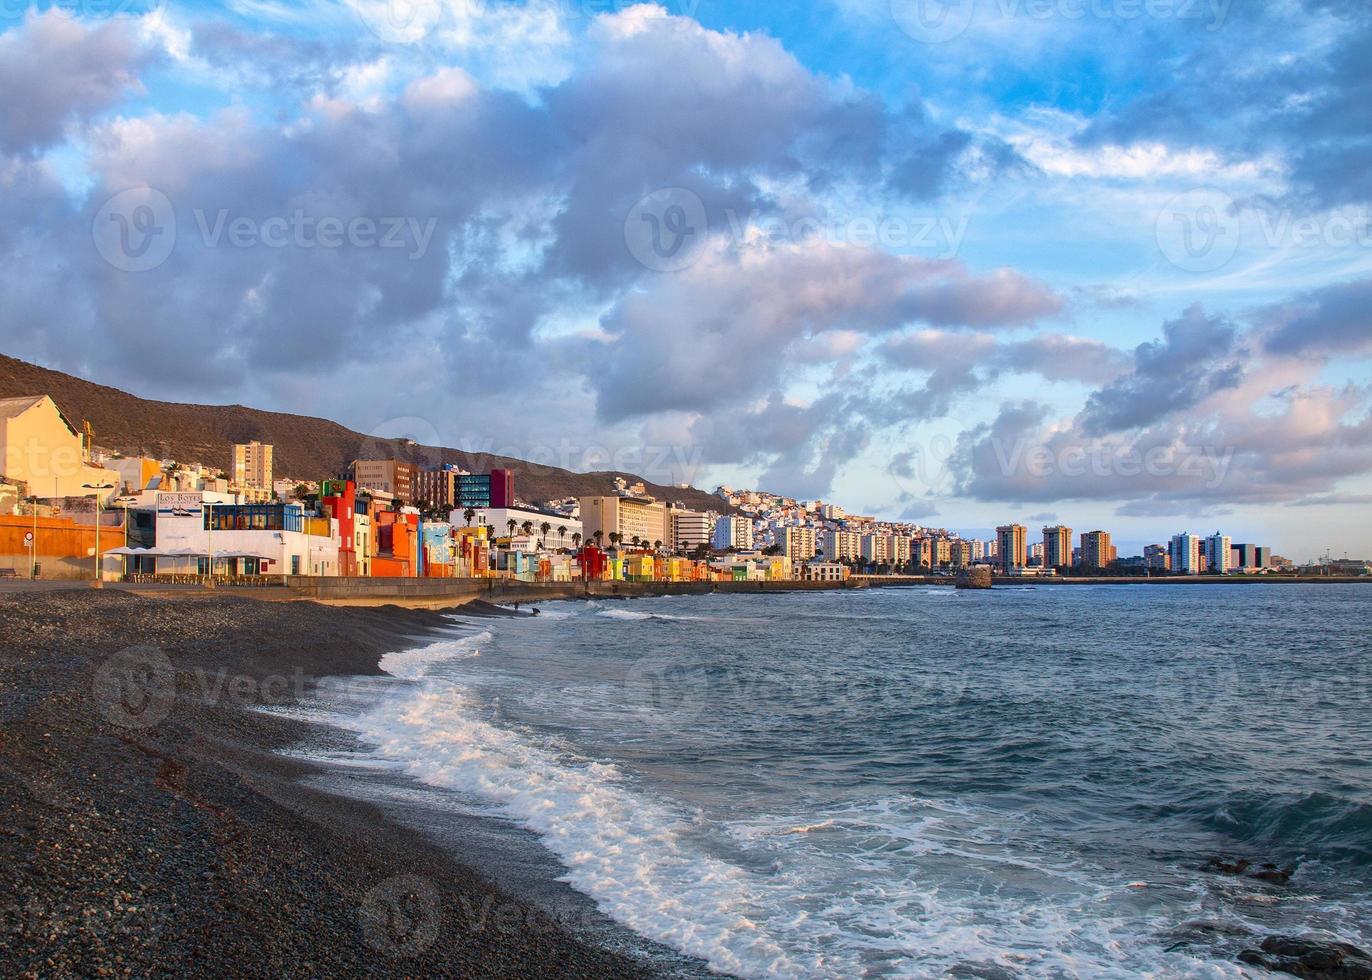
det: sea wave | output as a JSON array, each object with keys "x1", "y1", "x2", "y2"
[
  {"x1": 1205, "y1": 791, "x2": 1372, "y2": 866},
  {"x1": 379, "y1": 631, "x2": 491, "y2": 680}
]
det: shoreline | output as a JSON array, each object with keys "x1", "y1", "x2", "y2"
[{"x1": 0, "y1": 590, "x2": 679, "y2": 978}]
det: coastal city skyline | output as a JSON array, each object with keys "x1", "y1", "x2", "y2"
[
  {"x1": 0, "y1": 2, "x2": 1368, "y2": 558},
  {"x1": 1, "y1": 364, "x2": 1349, "y2": 569}
]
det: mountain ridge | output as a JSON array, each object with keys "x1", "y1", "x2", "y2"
[{"x1": 0, "y1": 353, "x2": 726, "y2": 513}]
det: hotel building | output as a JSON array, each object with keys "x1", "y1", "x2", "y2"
[
  {"x1": 1080, "y1": 530, "x2": 1113, "y2": 569},
  {"x1": 996, "y1": 524, "x2": 1027, "y2": 573},
  {"x1": 1043, "y1": 525, "x2": 1073, "y2": 570}
]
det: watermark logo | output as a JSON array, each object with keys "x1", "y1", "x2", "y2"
[
  {"x1": 92, "y1": 188, "x2": 177, "y2": 273},
  {"x1": 1156, "y1": 189, "x2": 1372, "y2": 273},
  {"x1": 624, "y1": 187, "x2": 708, "y2": 272},
  {"x1": 888, "y1": 416, "x2": 972, "y2": 501},
  {"x1": 358, "y1": 874, "x2": 442, "y2": 957},
  {"x1": 891, "y1": 0, "x2": 977, "y2": 44},
  {"x1": 622, "y1": 655, "x2": 713, "y2": 723},
  {"x1": 350, "y1": 0, "x2": 443, "y2": 43},
  {"x1": 92, "y1": 646, "x2": 176, "y2": 729},
  {"x1": 1155, "y1": 188, "x2": 1241, "y2": 273}
]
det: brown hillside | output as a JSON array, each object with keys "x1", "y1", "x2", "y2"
[{"x1": 0, "y1": 353, "x2": 726, "y2": 512}]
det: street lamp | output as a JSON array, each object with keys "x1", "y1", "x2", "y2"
[
  {"x1": 26, "y1": 494, "x2": 39, "y2": 579},
  {"x1": 82, "y1": 482, "x2": 115, "y2": 587}
]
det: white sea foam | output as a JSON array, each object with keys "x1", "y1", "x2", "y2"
[
  {"x1": 321, "y1": 643, "x2": 1249, "y2": 979},
  {"x1": 379, "y1": 631, "x2": 490, "y2": 680},
  {"x1": 596, "y1": 607, "x2": 655, "y2": 621}
]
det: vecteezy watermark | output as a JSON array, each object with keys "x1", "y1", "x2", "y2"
[
  {"x1": 623, "y1": 656, "x2": 967, "y2": 726},
  {"x1": 192, "y1": 211, "x2": 437, "y2": 259},
  {"x1": 358, "y1": 875, "x2": 442, "y2": 957},
  {"x1": 92, "y1": 188, "x2": 177, "y2": 273},
  {"x1": 1157, "y1": 187, "x2": 1372, "y2": 273},
  {"x1": 626, "y1": 188, "x2": 971, "y2": 271},
  {"x1": 989, "y1": 439, "x2": 1235, "y2": 488},
  {"x1": 92, "y1": 187, "x2": 439, "y2": 272},
  {"x1": 624, "y1": 187, "x2": 709, "y2": 273},
  {"x1": 92, "y1": 647, "x2": 311, "y2": 730},
  {"x1": 724, "y1": 209, "x2": 969, "y2": 259},
  {"x1": 92, "y1": 646, "x2": 177, "y2": 729},
  {"x1": 891, "y1": 0, "x2": 1230, "y2": 44}
]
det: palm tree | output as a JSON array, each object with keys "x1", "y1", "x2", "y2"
[
  {"x1": 540, "y1": 522, "x2": 551, "y2": 548},
  {"x1": 463, "y1": 508, "x2": 475, "y2": 527},
  {"x1": 592, "y1": 530, "x2": 602, "y2": 550},
  {"x1": 507, "y1": 518, "x2": 517, "y2": 540},
  {"x1": 653, "y1": 539, "x2": 663, "y2": 553},
  {"x1": 521, "y1": 520, "x2": 534, "y2": 539},
  {"x1": 631, "y1": 535, "x2": 642, "y2": 550},
  {"x1": 608, "y1": 532, "x2": 621, "y2": 550},
  {"x1": 572, "y1": 532, "x2": 581, "y2": 551},
  {"x1": 557, "y1": 525, "x2": 567, "y2": 551}
]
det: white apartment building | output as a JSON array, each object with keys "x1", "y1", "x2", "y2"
[
  {"x1": 1169, "y1": 533, "x2": 1202, "y2": 574},
  {"x1": 670, "y1": 507, "x2": 713, "y2": 553},
  {"x1": 1205, "y1": 532, "x2": 1232, "y2": 574},
  {"x1": 891, "y1": 535, "x2": 911, "y2": 566},
  {"x1": 453, "y1": 506, "x2": 583, "y2": 550},
  {"x1": 713, "y1": 515, "x2": 753, "y2": 551}
]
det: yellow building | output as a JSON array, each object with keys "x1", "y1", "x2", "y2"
[
  {"x1": 996, "y1": 524, "x2": 1028, "y2": 572},
  {"x1": 0, "y1": 395, "x2": 117, "y2": 501},
  {"x1": 579, "y1": 495, "x2": 670, "y2": 550},
  {"x1": 1043, "y1": 525, "x2": 1073, "y2": 570},
  {"x1": 232, "y1": 441, "x2": 274, "y2": 491}
]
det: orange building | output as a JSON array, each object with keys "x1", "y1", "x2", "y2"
[
  {"x1": 0, "y1": 513, "x2": 125, "y2": 579},
  {"x1": 371, "y1": 511, "x2": 419, "y2": 577}
]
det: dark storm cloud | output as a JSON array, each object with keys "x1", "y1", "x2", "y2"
[
  {"x1": 1079, "y1": 304, "x2": 1244, "y2": 435},
  {"x1": 1261, "y1": 277, "x2": 1372, "y2": 358}
]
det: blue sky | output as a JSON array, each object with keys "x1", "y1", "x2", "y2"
[{"x1": 1, "y1": 0, "x2": 1369, "y2": 559}]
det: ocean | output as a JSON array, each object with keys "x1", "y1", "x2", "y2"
[{"x1": 287, "y1": 584, "x2": 1372, "y2": 977}]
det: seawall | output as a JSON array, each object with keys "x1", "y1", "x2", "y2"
[{"x1": 283, "y1": 576, "x2": 867, "y2": 608}]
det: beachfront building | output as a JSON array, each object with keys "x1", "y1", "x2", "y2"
[
  {"x1": 803, "y1": 561, "x2": 849, "y2": 582},
  {"x1": 1169, "y1": 533, "x2": 1202, "y2": 574},
  {"x1": 996, "y1": 524, "x2": 1028, "y2": 573},
  {"x1": 1080, "y1": 530, "x2": 1114, "y2": 570},
  {"x1": 861, "y1": 533, "x2": 890, "y2": 565},
  {"x1": 822, "y1": 528, "x2": 860, "y2": 561},
  {"x1": 949, "y1": 539, "x2": 972, "y2": 567},
  {"x1": 453, "y1": 506, "x2": 582, "y2": 552},
  {"x1": 916, "y1": 536, "x2": 951, "y2": 569},
  {"x1": 669, "y1": 506, "x2": 712, "y2": 553},
  {"x1": 1043, "y1": 526, "x2": 1073, "y2": 571},
  {"x1": 1145, "y1": 544, "x2": 1169, "y2": 571},
  {"x1": 582, "y1": 494, "x2": 670, "y2": 552},
  {"x1": 143, "y1": 492, "x2": 341, "y2": 577},
  {"x1": 891, "y1": 534, "x2": 911, "y2": 568},
  {"x1": 778, "y1": 526, "x2": 818, "y2": 562},
  {"x1": 713, "y1": 515, "x2": 753, "y2": 551},
  {"x1": 1205, "y1": 532, "x2": 1233, "y2": 574},
  {"x1": 0, "y1": 394, "x2": 118, "y2": 501}
]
